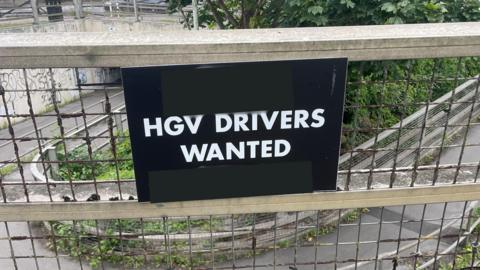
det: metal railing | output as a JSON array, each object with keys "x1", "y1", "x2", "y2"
[
  {"x1": 0, "y1": 0, "x2": 183, "y2": 26},
  {"x1": 0, "y1": 22, "x2": 480, "y2": 269}
]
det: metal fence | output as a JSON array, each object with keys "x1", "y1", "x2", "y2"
[
  {"x1": 0, "y1": 0, "x2": 186, "y2": 26},
  {"x1": 1, "y1": 22, "x2": 480, "y2": 269}
]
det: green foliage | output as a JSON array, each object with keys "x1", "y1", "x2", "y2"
[
  {"x1": 151, "y1": 241, "x2": 210, "y2": 269},
  {"x1": 48, "y1": 218, "x2": 224, "y2": 269},
  {"x1": 57, "y1": 134, "x2": 134, "y2": 181},
  {"x1": 166, "y1": 1, "x2": 480, "y2": 151},
  {"x1": 303, "y1": 208, "x2": 369, "y2": 243},
  {"x1": 277, "y1": 238, "x2": 291, "y2": 248},
  {"x1": 0, "y1": 152, "x2": 39, "y2": 177},
  {"x1": 439, "y1": 208, "x2": 480, "y2": 269},
  {"x1": 97, "y1": 217, "x2": 222, "y2": 234},
  {"x1": 170, "y1": 0, "x2": 480, "y2": 29},
  {"x1": 0, "y1": 164, "x2": 16, "y2": 176},
  {"x1": 473, "y1": 207, "x2": 480, "y2": 219},
  {"x1": 342, "y1": 57, "x2": 480, "y2": 150},
  {"x1": 48, "y1": 221, "x2": 141, "y2": 269},
  {"x1": 303, "y1": 224, "x2": 336, "y2": 242},
  {"x1": 439, "y1": 244, "x2": 478, "y2": 269},
  {"x1": 343, "y1": 208, "x2": 369, "y2": 223}
]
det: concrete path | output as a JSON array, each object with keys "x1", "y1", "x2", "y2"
[
  {"x1": 0, "y1": 221, "x2": 91, "y2": 270},
  {"x1": 0, "y1": 89, "x2": 124, "y2": 165}
]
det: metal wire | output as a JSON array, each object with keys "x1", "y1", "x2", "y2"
[{"x1": 0, "y1": 56, "x2": 479, "y2": 269}]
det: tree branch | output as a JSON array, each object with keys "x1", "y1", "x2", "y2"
[
  {"x1": 205, "y1": 0, "x2": 226, "y2": 29},
  {"x1": 253, "y1": 0, "x2": 265, "y2": 18},
  {"x1": 177, "y1": 0, "x2": 191, "y2": 30},
  {"x1": 217, "y1": 0, "x2": 239, "y2": 27},
  {"x1": 241, "y1": 0, "x2": 246, "y2": 28}
]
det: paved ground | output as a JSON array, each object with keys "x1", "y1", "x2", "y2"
[
  {"x1": 223, "y1": 203, "x2": 467, "y2": 270},
  {"x1": 0, "y1": 89, "x2": 124, "y2": 164},
  {"x1": 0, "y1": 221, "x2": 89, "y2": 270}
]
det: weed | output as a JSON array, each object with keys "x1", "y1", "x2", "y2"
[{"x1": 277, "y1": 239, "x2": 291, "y2": 249}]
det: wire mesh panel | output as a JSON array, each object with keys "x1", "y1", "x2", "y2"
[
  {"x1": 1, "y1": 58, "x2": 479, "y2": 201},
  {"x1": 0, "y1": 205, "x2": 480, "y2": 269},
  {"x1": 0, "y1": 0, "x2": 182, "y2": 27},
  {"x1": 1, "y1": 24, "x2": 480, "y2": 269},
  {"x1": 0, "y1": 57, "x2": 478, "y2": 269}
]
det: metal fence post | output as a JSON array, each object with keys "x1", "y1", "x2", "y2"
[
  {"x1": 463, "y1": 208, "x2": 473, "y2": 231},
  {"x1": 114, "y1": 113, "x2": 123, "y2": 135},
  {"x1": 192, "y1": 0, "x2": 198, "y2": 30},
  {"x1": 31, "y1": 0, "x2": 39, "y2": 24},
  {"x1": 108, "y1": 0, "x2": 113, "y2": 17},
  {"x1": 38, "y1": 128, "x2": 43, "y2": 143},
  {"x1": 46, "y1": 146, "x2": 59, "y2": 180},
  {"x1": 133, "y1": 0, "x2": 139, "y2": 22},
  {"x1": 74, "y1": 117, "x2": 79, "y2": 130},
  {"x1": 73, "y1": 0, "x2": 83, "y2": 19}
]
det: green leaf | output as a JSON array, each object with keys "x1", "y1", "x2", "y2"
[
  {"x1": 307, "y1": 5, "x2": 324, "y2": 15},
  {"x1": 386, "y1": 16, "x2": 404, "y2": 24},
  {"x1": 398, "y1": 0, "x2": 411, "y2": 8},
  {"x1": 381, "y1": 2, "x2": 397, "y2": 13},
  {"x1": 287, "y1": 0, "x2": 303, "y2": 7},
  {"x1": 425, "y1": 2, "x2": 439, "y2": 10},
  {"x1": 341, "y1": 0, "x2": 356, "y2": 9}
]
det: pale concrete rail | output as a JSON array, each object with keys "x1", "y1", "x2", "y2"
[
  {"x1": 0, "y1": 183, "x2": 479, "y2": 221},
  {"x1": 1, "y1": 22, "x2": 480, "y2": 68}
]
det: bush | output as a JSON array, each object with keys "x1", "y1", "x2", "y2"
[{"x1": 57, "y1": 134, "x2": 134, "y2": 181}]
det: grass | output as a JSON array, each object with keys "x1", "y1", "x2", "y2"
[
  {"x1": 343, "y1": 208, "x2": 369, "y2": 223},
  {"x1": 439, "y1": 244, "x2": 478, "y2": 269},
  {"x1": 81, "y1": 217, "x2": 223, "y2": 234},
  {"x1": 0, "y1": 164, "x2": 16, "y2": 176},
  {"x1": 438, "y1": 207, "x2": 480, "y2": 269},
  {"x1": 302, "y1": 208, "x2": 369, "y2": 244},
  {"x1": 277, "y1": 239, "x2": 291, "y2": 248},
  {"x1": 0, "y1": 121, "x2": 10, "y2": 130},
  {"x1": 56, "y1": 132, "x2": 133, "y2": 181},
  {"x1": 47, "y1": 217, "x2": 224, "y2": 269},
  {"x1": 0, "y1": 152, "x2": 37, "y2": 176},
  {"x1": 473, "y1": 207, "x2": 480, "y2": 219}
]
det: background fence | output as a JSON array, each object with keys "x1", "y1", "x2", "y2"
[
  {"x1": 0, "y1": 0, "x2": 185, "y2": 27},
  {"x1": 0, "y1": 22, "x2": 480, "y2": 269}
]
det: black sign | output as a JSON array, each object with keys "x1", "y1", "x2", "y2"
[{"x1": 121, "y1": 59, "x2": 348, "y2": 203}]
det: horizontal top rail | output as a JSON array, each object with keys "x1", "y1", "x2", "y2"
[
  {"x1": 1, "y1": 22, "x2": 480, "y2": 68},
  {"x1": 0, "y1": 183, "x2": 479, "y2": 221}
]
